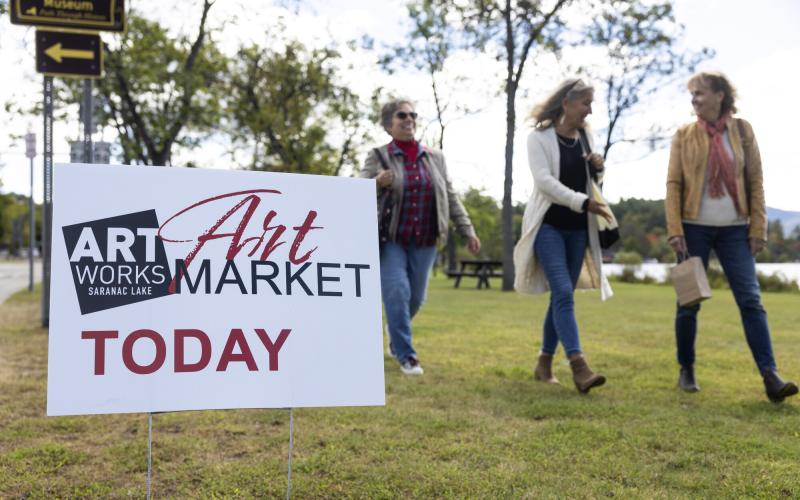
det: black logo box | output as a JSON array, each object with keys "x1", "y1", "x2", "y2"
[{"x1": 63, "y1": 209, "x2": 172, "y2": 315}]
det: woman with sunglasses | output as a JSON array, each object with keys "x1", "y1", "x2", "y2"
[
  {"x1": 361, "y1": 98, "x2": 480, "y2": 376},
  {"x1": 513, "y1": 78, "x2": 613, "y2": 393}
]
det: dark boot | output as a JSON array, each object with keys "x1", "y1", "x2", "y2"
[
  {"x1": 762, "y1": 370, "x2": 799, "y2": 403},
  {"x1": 569, "y1": 355, "x2": 606, "y2": 394},
  {"x1": 533, "y1": 353, "x2": 559, "y2": 384},
  {"x1": 678, "y1": 365, "x2": 700, "y2": 392}
]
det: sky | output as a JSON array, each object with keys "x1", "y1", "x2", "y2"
[{"x1": 1, "y1": 0, "x2": 799, "y2": 211}]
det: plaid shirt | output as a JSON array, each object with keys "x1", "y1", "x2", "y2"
[{"x1": 389, "y1": 141, "x2": 437, "y2": 246}]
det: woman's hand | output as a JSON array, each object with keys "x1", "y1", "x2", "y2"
[
  {"x1": 584, "y1": 152, "x2": 604, "y2": 171},
  {"x1": 668, "y1": 235, "x2": 687, "y2": 255},
  {"x1": 749, "y1": 238, "x2": 765, "y2": 256},
  {"x1": 376, "y1": 170, "x2": 394, "y2": 188},
  {"x1": 587, "y1": 199, "x2": 612, "y2": 222},
  {"x1": 466, "y1": 236, "x2": 481, "y2": 255}
]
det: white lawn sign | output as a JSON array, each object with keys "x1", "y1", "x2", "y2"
[{"x1": 47, "y1": 163, "x2": 385, "y2": 416}]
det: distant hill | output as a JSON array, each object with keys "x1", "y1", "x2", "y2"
[
  {"x1": 610, "y1": 199, "x2": 800, "y2": 234},
  {"x1": 767, "y1": 207, "x2": 800, "y2": 234},
  {"x1": 608, "y1": 199, "x2": 800, "y2": 261}
]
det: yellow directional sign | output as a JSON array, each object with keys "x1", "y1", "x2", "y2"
[
  {"x1": 36, "y1": 30, "x2": 103, "y2": 78},
  {"x1": 45, "y1": 43, "x2": 94, "y2": 63},
  {"x1": 10, "y1": 0, "x2": 125, "y2": 32}
]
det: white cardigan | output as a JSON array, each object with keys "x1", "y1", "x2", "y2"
[{"x1": 513, "y1": 127, "x2": 613, "y2": 301}]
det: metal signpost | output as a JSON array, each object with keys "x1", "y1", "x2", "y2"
[
  {"x1": 42, "y1": 77, "x2": 53, "y2": 327},
  {"x1": 83, "y1": 79, "x2": 93, "y2": 162},
  {"x1": 34, "y1": 27, "x2": 103, "y2": 326},
  {"x1": 25, "y1": 132, "x2": 37, "y2": 292},
  {"x1": 12, "y1": 0, "x2": 120, "y2": 326}
]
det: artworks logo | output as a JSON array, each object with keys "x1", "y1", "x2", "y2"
[{"x1": 63, "y1": 210, "x2": 173, "y2": 314}]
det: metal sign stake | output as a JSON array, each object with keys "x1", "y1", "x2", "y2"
[
  {"x1": 25, "y1": 132, "x2": 36, "y2": 292},
  {"x1": 29, "y1": 155, "x2": 35, "y2": 290},
  {"x1": 147, "y1": 413, "x2": 153, "y2": 500},
  {"x1": 287, "y1": 408, "x2": 294, "y2": 500}
]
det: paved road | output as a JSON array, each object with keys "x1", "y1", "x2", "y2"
[{"x1": 0, "y1": 259, "x2": 41, "y2": 304}]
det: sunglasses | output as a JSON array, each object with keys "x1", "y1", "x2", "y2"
[{"x1": 395, "y1": 111, "x2": 418, "y2": 120}]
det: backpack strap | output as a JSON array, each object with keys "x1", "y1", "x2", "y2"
[
  {"x1": 374, "y1": 147, "x2": 390, "y2": 171},
  {"x1": 577, "y1": 128, "x2": 600, "y2": 183},
  {"x1": 736, "y1": 119, "x2": 751, "y2": 210}
]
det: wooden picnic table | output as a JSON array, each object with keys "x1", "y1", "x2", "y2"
[{"x1": 446, "y1": 259, "x2": 503, "y2": 289}]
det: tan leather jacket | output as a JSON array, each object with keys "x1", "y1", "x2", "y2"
[
  {"x1": 665, "y1": 117, "x2": 766, "y2": 241},
  {"x1": 360, "y1": 144, "x2": 476, "y2": 246}
]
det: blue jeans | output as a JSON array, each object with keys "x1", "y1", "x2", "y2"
[
  {"x1": 380, "y1": 241, "x2": 437, "y2": 363},
  {"x1": 534, "y1": 224, "x2": 587, "y2": 357},
  {"x1": 676, "y1": 223, "x2": 777, "y2": 373}
]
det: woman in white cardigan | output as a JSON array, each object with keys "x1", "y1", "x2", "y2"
[{"x1": 513, "y1": 78, "x2": 613, "y2": 393}]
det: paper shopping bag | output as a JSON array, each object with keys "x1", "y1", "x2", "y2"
[{"x1": 670, "y1": 256, "x2": 712, "y2": 307}]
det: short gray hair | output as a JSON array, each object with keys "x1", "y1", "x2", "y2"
[
  {"x1": 529, "y1": 78, "x2": 594, "y2": 129},
  {"x1": 380, "y1": 98, "x2": 414, "y2": 131}
]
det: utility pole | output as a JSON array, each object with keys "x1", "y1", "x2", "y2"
[{"x1": 25, "y1": 131, "x2": 37, "y2": 292}]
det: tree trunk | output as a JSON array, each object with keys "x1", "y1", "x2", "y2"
[
  {"x1": 447, "y1": 227, "x2": 456, "y2": 272},
  {"x1": 501, "y1": 82, "x2": 517, "y2": 291}
]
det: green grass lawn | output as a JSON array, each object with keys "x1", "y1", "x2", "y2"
[{"x1": 1, "y1": 277, "x2": 799, "y2": 498}]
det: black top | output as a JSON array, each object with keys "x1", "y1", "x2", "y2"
[{"x1": 542, "y1": 133, "x2": 588, "y2": 230}]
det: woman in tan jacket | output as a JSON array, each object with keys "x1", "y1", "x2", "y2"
[{"x1": 665, "y1": 71, "x2": 797, "y2": 402}]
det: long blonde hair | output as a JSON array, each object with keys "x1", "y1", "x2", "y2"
[{"x1": 530, "y1": 78, "x2": 594, "y2": 129}]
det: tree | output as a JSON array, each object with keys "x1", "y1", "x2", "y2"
[
  {"x1": 612, "y1": 197, "x2": 665, "y2": 231},
  {"x1": 611, "y1": 198, "x2": 669, "y2": 260},
  {"x1": 79, "y1": 1, "x2": 228, "y2": 165},
  {"x1": 381, "y1": 0, "x2": 484, "y2": 150},
  {"x1": 580, "y1": 0, "x2": 712, "y2": 158},
  {"x1": 763, "y1": 219, "x2": 786, "y2": 263},
  {"x1": 226, "y1": 40, "x2": 367, "y2": 175},
  {"x1": 454, "y1": 188, "x2": 502, "y2": 259},
  {"x1": 0, "y1": 193, "x2": 40, "y2": 255},
  {"x1": 448, "y1": 0, "x2": 571, "y2": 290},
  {"x1": 383, "y1": 0, "x2": 488, "y2": 269}
]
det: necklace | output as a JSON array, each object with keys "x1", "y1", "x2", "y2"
[{"x1": 556, "y1": 133, "x2": 579, "y2": 148}]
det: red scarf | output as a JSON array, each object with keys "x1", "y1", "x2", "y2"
[
  {"x1": 392, "y1": 139, "x2": 418, "y2": 161},
  {"x1": 697, "y1": 112, "x2": 741, "y2": 214}
]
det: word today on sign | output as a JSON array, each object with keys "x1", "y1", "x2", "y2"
[{"x1": 47, "y1": 164, "x2": 385, "y2": 416}]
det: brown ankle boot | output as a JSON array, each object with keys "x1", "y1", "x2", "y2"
[
  {"x1": 534, "y1": 353, "x2": 560, "y2": 384},
  {"x1": 569, "y1": 354, "x2": 606, "y2": 394}
]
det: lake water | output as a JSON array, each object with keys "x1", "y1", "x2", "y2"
[{"x1": 604, "y1": 262, "x2": 800, "y2": 285}]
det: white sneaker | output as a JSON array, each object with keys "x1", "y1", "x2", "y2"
[{"x1": 400, "y1": 357, "x2": 424, "y2": 375}]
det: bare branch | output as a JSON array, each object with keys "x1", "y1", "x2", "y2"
[{"x1": 513, "y1": 0, "x2": 569, "y2": 87}]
